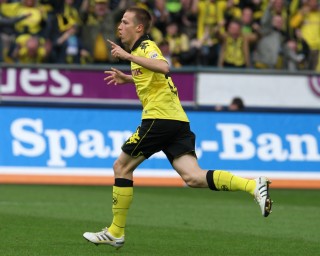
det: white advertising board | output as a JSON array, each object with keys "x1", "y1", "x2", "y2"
[{"x1": 197, "y1": 73, "x2": 320, "y2": 108}]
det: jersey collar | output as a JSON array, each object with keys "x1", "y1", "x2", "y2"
[{"x1": 130, "y1": 34, "x2": 150, "y2": 52}]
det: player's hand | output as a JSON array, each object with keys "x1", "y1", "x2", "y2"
[
  {"x1": 104, "y1": 67, "x2": 128, "y2": 85},
  {"x1": 108, "y1": 39, "x2": 130, "y2": 60}
]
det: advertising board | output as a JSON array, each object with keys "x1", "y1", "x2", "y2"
[
  {"x1": 0, "y1": 67, "x2": 195, "y2": 105},
  {"x1": 197, "y1": 73, "x2": 320, "y2": 109},
  {"x1": 1, "y1": 106, "x2": 319, "y2": 188}
]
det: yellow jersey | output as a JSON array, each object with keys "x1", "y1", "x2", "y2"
[
  {"x1": 130, "y1": 35, "x2": 189, "y2": 122},
  {"x1": 300, "y1": 12, "x2": 320, "y2": 50},
  {"x1": 223, "y1": 35, "x2": 246, "y2": 66}
]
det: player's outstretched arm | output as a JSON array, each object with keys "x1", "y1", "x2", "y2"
[
  {"x1": 104, "y1": 67, "x2": 133, "y2": 85},
  {"x1": 108, "y1": 39, "x2": 169, "y2": 74}
]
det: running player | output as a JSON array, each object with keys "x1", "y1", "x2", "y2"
[{"x1": 83, "y1": 7, "x2": 272, "y2": 249}]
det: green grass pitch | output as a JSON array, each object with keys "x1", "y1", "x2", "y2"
[{"x1": 0, "y1": 184, "x2": 319, "y2": 256}]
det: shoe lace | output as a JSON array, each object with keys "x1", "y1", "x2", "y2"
[{"x1": 96, "y1": 228, "x2": 108, "y2": 236}]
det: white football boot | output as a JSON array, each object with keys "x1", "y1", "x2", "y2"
[
  {"x1": 254, "y1": 177, "x2": 273, "y2": 217},
  {"x1": 83, "y1": 228, "x2": 125, "y2": 249}
]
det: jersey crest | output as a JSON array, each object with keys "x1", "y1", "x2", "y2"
[{"x1": 139, "y1": 42, "x2": 149, "y2": 52}]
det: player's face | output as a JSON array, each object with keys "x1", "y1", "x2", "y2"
[{"x1": 118, "y1": 11, "x2": 138, "y2": 48}]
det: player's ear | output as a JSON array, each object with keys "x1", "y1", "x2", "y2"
[{"x1": 136, "y1": 24, "x2": 144, "y2": 33}]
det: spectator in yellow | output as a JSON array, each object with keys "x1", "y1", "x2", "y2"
[
  {"x1": 191, "y1": 0, "x2": 225, "y2": 66},
  {"x1": 217, "y1": 19, "x2": 254, "y2": 68},
  {"x1": 192, "y1": 0, "x2": 225, "y2": 41},
  {"x1": 13, "y1": 34, "x2": 47, "y2": 63},
  {"x1": 63, "y1": 0, "x2": 82, "y2": 26},
  {"x1": 290, "y1": 0, "x2": 320, "y2": 70},
  {"x1": 2, "y1": 0, "x2": 51, "y2": 62},
  {"x1": 14, "y1": 0, "x2": 47, "y2": 36},
  {"x1": 165, "y1": 21, "x2": 191, "y2": 67},
  {"x1": 80, "y1": 0, "x2": 124, "y2": 64},
  {"x1": 0, "y1": 3, "x2": 31, "y2": 62}
]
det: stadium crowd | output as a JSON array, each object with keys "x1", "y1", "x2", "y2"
[{"x1": 0, "y1": 0, "x2": 319, "y2": 71}]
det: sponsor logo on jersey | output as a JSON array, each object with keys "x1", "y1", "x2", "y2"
[{"x1": 132, "y1": 68, "x2": 143, "y2": 76}]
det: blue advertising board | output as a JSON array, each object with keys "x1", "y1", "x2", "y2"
[{"x1": 1, "y1": 106, "x2": 320, "y2": 175}]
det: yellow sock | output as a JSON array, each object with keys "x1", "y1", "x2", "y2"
[
  {"x1": 108, "y1": 185, "x2": 133, "y2": 238},
  {"x1": 213, "y1": 170, "x2": 256, "y2": 195}
]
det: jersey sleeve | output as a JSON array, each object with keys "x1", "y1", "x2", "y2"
[{"x1": 143, "y1": 41, "x2": 167, "y2": 62}]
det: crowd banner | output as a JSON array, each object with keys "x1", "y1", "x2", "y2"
[
  {"x1": 0, "y1": 106, "x2": 319, "y2": 188},
  {"x1": 0, "y1": 66, "x2": 195, "y2": 106},
  {"x1": 197, "y1": 72, "x2": 320, "y2": 109}
]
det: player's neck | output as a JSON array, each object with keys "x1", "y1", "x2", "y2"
[{"x1": 130, "y1": 34, "x2": 149, "y2": 51}]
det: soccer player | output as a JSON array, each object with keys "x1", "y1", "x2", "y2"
[{"x1": 83, "y1": 7, "x2": 272, "y2": 249}]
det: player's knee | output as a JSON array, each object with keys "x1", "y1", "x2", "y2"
[
  {"x1": 183, "y1": 174, "x2": 201, "y2": 188},
  {"x1": 113, "y1": 159, "x2": 125, "y2": 176},
  {"x1": 113, "y1": 158, "x2": 132, "y2": 177}
]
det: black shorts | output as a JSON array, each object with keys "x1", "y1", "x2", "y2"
[{"x1": 122, "y1": 119, "x2": 196, "y2": 164}]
